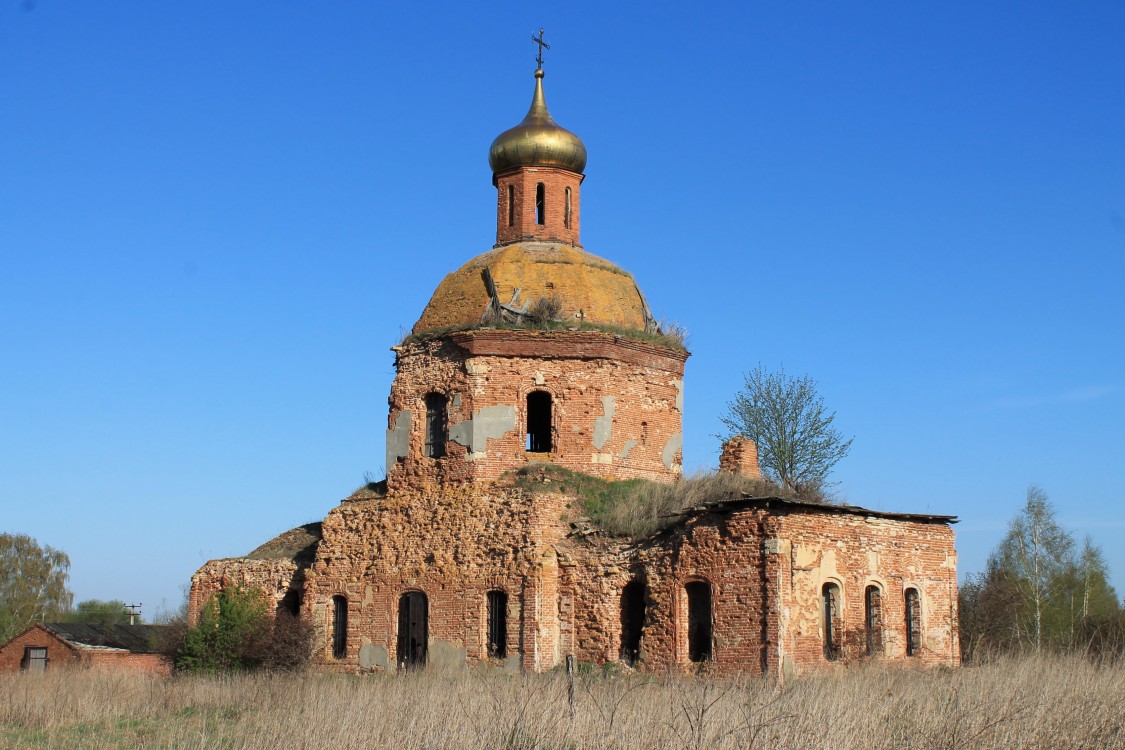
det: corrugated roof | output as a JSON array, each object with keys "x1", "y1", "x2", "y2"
[
  {"x1": 43, "y1": 623, "x2": 166, "y2": 653},
  {"x1": 675, "y1": 494, "x2": 958, "y2": 524}
]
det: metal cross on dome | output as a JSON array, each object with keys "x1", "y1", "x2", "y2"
[{"x1": 532, "y1": 28, "x2": 550, "y2": 69}]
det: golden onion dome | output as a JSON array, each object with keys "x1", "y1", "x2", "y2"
[
  {"x1": 413, "y1": 242, "x2": 654, "y2": 334},
  {"x1": 488, "y1": 69, "x2": 587, "y2": 176}
]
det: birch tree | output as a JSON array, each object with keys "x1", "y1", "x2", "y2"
[{"x1": 0, "y1": 533, "x2": 74, "y2": 642}]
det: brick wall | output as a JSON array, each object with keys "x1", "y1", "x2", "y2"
[
  {"x1": 193, "y1": 480, "x2": 958, "y2": 678},
  {"x1": 494, "y1": 167, "x2": 582, "y2": 247},
  {"x1": 0, "y1": 625, "x2": 171, "y2": 675},
  {"x1": 387, "y1": 330, "x2": 687, "y2": 491},
  {"x1": 301, "y1": 484, "x2": 574, "y2": 672},
  {"x1": 189, "y1": 558, "x2": 304, "y2": 625},
  {"x1": 0, "y1": 626, "x2": 78, "y2": 672}
]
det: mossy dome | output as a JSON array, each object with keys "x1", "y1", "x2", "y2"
[
  {"x1": 488, "y1": 69, "x2": 587, "y2": 177},
  {"x1": 412, "y1": 242, "x2": 654, "y2": 334}
]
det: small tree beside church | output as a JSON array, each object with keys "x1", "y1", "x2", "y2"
[
  {"x1": 720, "y1": 364, "x2": 853, "y2": 501},
  {"x1": 176, "y1": 586, "x2": 312, "y2": 673}
]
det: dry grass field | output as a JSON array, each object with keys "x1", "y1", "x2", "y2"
[{"x1": 1, "y1": 656, "x2": 1122, "y2": 749}]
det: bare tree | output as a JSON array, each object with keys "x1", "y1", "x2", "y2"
[
  {"x1": 0, "y1": 533, "x2": 73, "y2": 642},
  {"x1": 719, "y1": 364, "x2": 852, "y2": 500}
]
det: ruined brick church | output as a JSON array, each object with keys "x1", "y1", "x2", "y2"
[{"x1": 190, "y1": 59, "x2": 959, "y2": 677}]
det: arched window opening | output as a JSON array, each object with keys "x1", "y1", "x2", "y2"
[
  {"x1": 397, "y1": 591, "x2": 429, "y2": 670},
  {"x1": 424, "y1": 392, "x2": 448, "y2": 459},
  {"x1": 564, "y1": 187, "x2": 572, "y2": 229},
  {"x1": 865, "y1": 585, "x2": 883, "y2": 657},
  {"x1": 822, "y1": 583, "x2": 842, "y2": 661},
  {"x1": 620, "y1": 580, "x2": 646, "y2": 666},
  {"x1": 507, "y1": 185, "x2": 514, "y2": 227},
  {"x1": 486, "y1": 590, "x2": 508, "y2": 659},
  {"x1": 535, "y1": 183, "x2": 545, "y2": 225},
  {"x1": 526, "y1": 391, "x2": 552, "y2": 453},
  {"x1": 331, "y1": 595, "x2": 347, "y2": 660},
  {"x1": 685, "y1": 581, "x2": 712, "y2": 663},
  {"x1": 905, "y1": 588, "x2": 922, "y2": 656}
]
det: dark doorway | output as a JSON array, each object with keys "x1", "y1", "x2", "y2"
[
  {"x1": 486, "y1": 590, "x2": 508, "y2": 659},
  {"x1": 397, "y1": 591, "x2": 428, "y2": 670},
  {"x1": 620, "y1": 579, "x2": 646, "y2": 666},
  {"x1": 526, "y1": 391, "x2": 552, "y2": 452},
  {"x1": 685, "y1": 581, "x2": 712, "y2": 663}
]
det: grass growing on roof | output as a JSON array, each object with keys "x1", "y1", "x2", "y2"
[
  {"x1": 402, "y1": 320, "x2": 687, "y2": 352},
  {"x1": 511, "y1": 465, "x2": 800, "y2": 539}
]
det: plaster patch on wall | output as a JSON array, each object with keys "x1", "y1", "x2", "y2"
[
  {"x1": 359, "y1": 643, "x2": 387, "y2": 669},
  {"x1": 451, "y1": 393, "x2": 462, "y2": 407},
  {"x1": 673, "y1": 378, "x2": 684, "y2": 411},
  {"x1": 620, "y1": 439, "x2": 637, "y2": 459},
  {"x1": 661, "y1": 432, "x2": 683, "y2": 470},
  {"x1": 449, "y1": 405, "x2": 517, "y2": 454},
  {"x1": 465, "y1": 360, "x2": 489, "y2": 375},
  {"x1": 593, "y1": 395, "x2": 615, "y2": 450},
  {"x1": 591, "y1": 453, "x2": 613, "y2": 465},
  {"x1": 429, "y1": 640, "x2": 467, "y2": 672},
  {"x1": 533, "y1": 371, "x2": 546, "y2": 385},
  {"x1": 385, "y1": 410, "x2": 412, "y2": 470}
]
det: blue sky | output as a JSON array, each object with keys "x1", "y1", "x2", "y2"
[{"x1": 1, "y1": 2, "x2": 1122, "y2": 617}]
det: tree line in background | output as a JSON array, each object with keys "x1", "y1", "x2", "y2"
[{"x1": 959, "y1": 485, "x2": 1124, "y2": 661}]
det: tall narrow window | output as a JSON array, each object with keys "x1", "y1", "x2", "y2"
[
  {"x1": 486, "y1": 590, "x2": 508, "y2": 659},
  {"x1": 331, "y1": 595, "x2": 348, "y2": 659},
  {"x1": 424, "y1": 392, "x2": 447, "y2": 458},
  {"x1": 905, "y1": 588, "x2": 922, "y2": 656},
  {"x1": 685, "y1": 581, "x2": 712, "y2": 663},
  {"x1": 535, "y1": 183, "x2": 545, "y2": 225},
  {"x1": 620, "y1": 579, "x2": 646, "y2": 666},
  {"x1": 865, "y1": 585, "x2": 883, "y2": 657},
  {"x1": 564, "y1": 187, "x2": 572, "y2": 229},
  {"x1": 507, "y1": 185, "x2": 514, "y2": 227},
  {"x1": 526, "y1": 391, "x2": 552, "y2": 452},
  {"x1": 822, "y1": 583, "x2": 841, "y2": 661}
]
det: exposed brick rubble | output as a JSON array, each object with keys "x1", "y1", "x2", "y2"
[{"x1": 719, "y1": 435, "x2": 762, "y2": 479}]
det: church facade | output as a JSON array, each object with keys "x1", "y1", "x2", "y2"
[{"x1": 190, "y1": 61, "x2": 959, "y2": 677}]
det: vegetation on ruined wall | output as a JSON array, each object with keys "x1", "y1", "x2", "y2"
[
  {"x1": 513, "y1": 465, "x2": 795, "y2": 539},
  {"x1": 173, "y1": 586, "x2": 311, "y2": 674},
  {"x1": 959, "y1": 485, "x2": 1123, "y2": 661},
  {"x1": 2, "y1": 655, "x2": 1122, "y2": 749},
  {"x1": 403, "y1": 317, "x2": 688, "y2": 352}
]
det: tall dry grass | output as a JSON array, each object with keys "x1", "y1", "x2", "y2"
[{"x1": 1, "y1": 655, "x2": 1122, "y2": 749}]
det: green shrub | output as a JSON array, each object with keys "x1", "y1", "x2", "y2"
[{"x1": 175, "y1": 587, "x2": 313, "y2": 674}]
